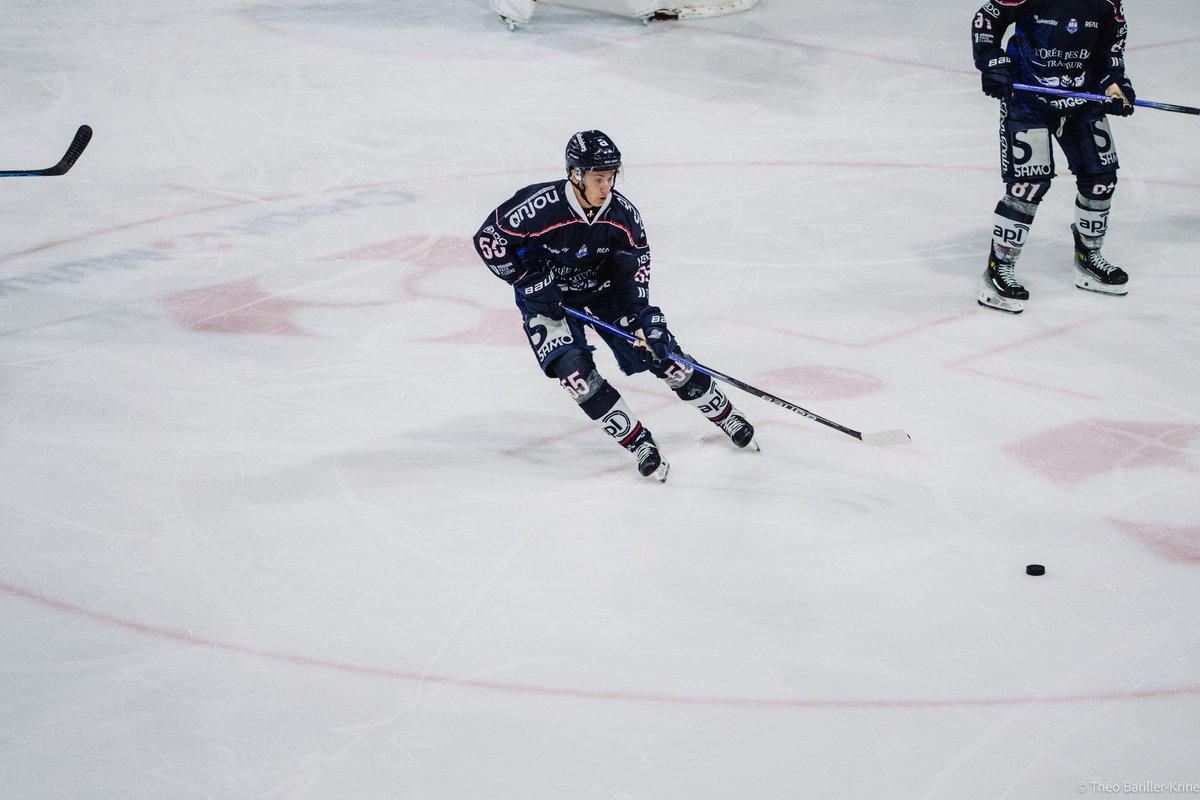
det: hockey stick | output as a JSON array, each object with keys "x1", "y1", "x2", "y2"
[
  {"x1": 0, "y1": 125, "x2": 94, "y2": 177},
  {"x1": 563, "y1": 305, "x2": 911, "y2": 447},
  {"x1": 1013, "y1": 83, "x2": 1199, "y2": 115}
]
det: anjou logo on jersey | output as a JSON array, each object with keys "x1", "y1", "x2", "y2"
[
  {"x1": 576, "y1": 244, "x2": 588, "y2": 258},
  {"x1": 1066, "y1": 18, "x2": 1079, "y2": 33},
  {"x1": 507, "y1": 187, "x2": 561, "y2": 228}
]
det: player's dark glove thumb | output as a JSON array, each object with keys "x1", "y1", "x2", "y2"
[
  {"x1": 513, "y1": 270, "x2": 564, "y2": 320},
  {"x1": 980, "y1": 55, "x2": 1013, "y2": 99}
]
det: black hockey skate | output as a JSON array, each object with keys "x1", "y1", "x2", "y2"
[
  {"x1": 978, "y1": 243, "x2": 1028, "y2": 314},
  {"x1": 1073, "y1": 225, "x2": 1129, "y2": 296},
  {"x1": 714, "y1": 406, "x2": 759, "y2": 451},
  {"x1": 625, "y1": 426, "x2": 670, "y2": 482}
]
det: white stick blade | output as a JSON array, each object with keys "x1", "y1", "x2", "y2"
[{"x1": 860, "y1": 429, "x2": 911, "y2": 447}]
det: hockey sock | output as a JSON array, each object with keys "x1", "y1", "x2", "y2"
[
  {"x1": 573, "y1": 379, "x2": 651, "y2": 451},
  {"x1": 1074, "y1": 194, "x2": 1111, "y2": 246},
  {"x1": 672, "y1": 371, "x2": 735, "y2": 423},
  {"x1": 991, "y1": 195, "x2": 1038, "y2": 262}
]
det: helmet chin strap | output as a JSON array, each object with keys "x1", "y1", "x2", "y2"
[{"x1": 569, "y1": 170, "x2": 600, "y2": 213}]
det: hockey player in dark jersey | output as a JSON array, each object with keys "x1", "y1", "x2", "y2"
[
  {"x1": 473, "y1": 130, "x2": 757, "y2": 481},
  {"x1": 972, "y1": 0, "x2": 1135, "y2": 313}
]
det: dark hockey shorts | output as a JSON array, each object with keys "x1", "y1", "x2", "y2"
[
  {"x1": 999, "y1": 100, "x2": 1120, "y2": 183},
  {"x1": 519, "y1": 295, "x2": 651, "y2": 378}
]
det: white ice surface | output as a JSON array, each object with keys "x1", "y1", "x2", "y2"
[{"x1": 3, "y1": 1, "x2": 1199, "y2": 798}]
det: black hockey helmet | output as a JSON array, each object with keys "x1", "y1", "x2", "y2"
[{"x1": 565, "y1": 130, "x2": 622, "y2": 176}]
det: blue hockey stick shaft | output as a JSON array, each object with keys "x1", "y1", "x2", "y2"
[
  {"x1": 1012, "y1": 83, "x2": 1199, "y2": 115},
  {"x1": 562, "y1": 305, "x2": 910, "y2": 446}
]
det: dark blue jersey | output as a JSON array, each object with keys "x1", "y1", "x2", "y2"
[
  {"x1": 474, "y1": 179, "x2": 652, "y2": 313},
  {"x1": 972, "y1": 0, "x2": 1128, "y2": 114}
]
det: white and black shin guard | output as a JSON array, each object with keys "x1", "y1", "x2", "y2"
[
  {"x1": 656, "y1": 360, "x2": 728, "y2": 420},
  {"x1": 1074, "y1": 194, "x2": 1111, "y2": 248},
  {"x1": 991, "y1": 195, "x2": 1038, "y2": 264}
]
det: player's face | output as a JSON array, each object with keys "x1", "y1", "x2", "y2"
[{"x1": 574, "y1": 168, "x2": 617, "y2": 207}]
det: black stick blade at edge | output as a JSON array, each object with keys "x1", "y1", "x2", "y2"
[
  {"x1": 0, "y1": 125, "x2": 93, "y2": 177},
  {"x1": 45, "y1": 125, "x2": 94, "y2": 176}
]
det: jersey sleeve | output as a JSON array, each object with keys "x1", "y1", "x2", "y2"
[
  {"x1": 1097, "y1": 0, "x2": 1129, "y2": 88},
  {"x1": 971, "y1": 0, "x2": 1020, "y2": 71},
  {"x1": 606, "y1": 194, "x2": 653, "y2": 315},
  {"x1": 473, "y1": 205, "x2": 528, "y2": 285}
]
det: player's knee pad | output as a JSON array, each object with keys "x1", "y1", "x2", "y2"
[
  {"x1": 668, "y1": 362, "x2": 712, "y2": 399},
  {"x1": 647, "y1": 351, "x2": 696, "y2": 390},
  {"x1": 551, "y1": 349, "x2": 619, "y2": 419},
  {"x1": 1004, "y1": 180, "x2": 1051, "y2": 206},
  {"x1": 1076, "y1": 172, "x2": 1118, "y2": 202}
]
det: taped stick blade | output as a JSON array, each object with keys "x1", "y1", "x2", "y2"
[{"x1": 860, "y1": 429, "x2": 911, "y2": 447}]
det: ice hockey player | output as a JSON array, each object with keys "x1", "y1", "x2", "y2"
[
  {"x1": 473, "y1": 130, "x2": 758, "y2": 481},
  {"x1": 972, "y1": 0, "x2": 1135, "y2": 314},
  {"x1": 489, "y1": 0, "x2": 705, "y2": 29}
]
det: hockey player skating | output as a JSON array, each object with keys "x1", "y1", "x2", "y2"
[
  {"x1": 473, "y1": 130, "x2": 758, "y2": 481},
  {"x1": 973, "y1": 0, "x2": 1135, "y2": 314}
]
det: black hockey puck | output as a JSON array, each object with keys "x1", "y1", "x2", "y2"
[{"x1": 1026, "y1": 564, "x2": 1045, "y2": 576}]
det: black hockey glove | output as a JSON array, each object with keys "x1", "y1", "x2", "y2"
[
  {"x1": 513, "y1": 270, "x2": 564, "y2": 320},
  {"x1": 1104, "y1": 79, "x2": 1136, "y2": 116},
  {"x1": 980, "y1": 55, "x2": 1013, "y2": 99},
  {"x1": 634, "y1": 305, "x2": 674, "y2": 362}
]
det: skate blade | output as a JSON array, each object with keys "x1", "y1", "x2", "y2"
[
  {"x1": 1074, "y1": 274, "x2": 1128, "y2": 296},
  {"x1": 647, "y1": 459, "x2": 670, "y2": 483},
  {"x1": 977, "y1": 291, "x2": 1024, "y2": 314}
]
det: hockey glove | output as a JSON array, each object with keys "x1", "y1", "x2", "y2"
[
  {"x1": 513, "y1": 270, "x2": 564, "y2": 320},
  {"x1": 980, "y1": 55, "x2": 1013, "y2": 99},
  {"x1": 1104, "y1": 79, "x2": 1136, "y2": 116},
  {"x1": 634, "y1": 305, "x2": 674, "y2": 362}
]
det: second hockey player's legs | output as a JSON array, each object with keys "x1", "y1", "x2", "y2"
[
  {"x1": 1059, "y1": 116, "x2": 1129, "y2": 296},
  {"x1": 1071, "y1": 175, "x2": 1128, "y2": 295}
]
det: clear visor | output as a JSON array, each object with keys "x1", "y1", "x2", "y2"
[{"x1": 571, "y1": 166, "x2": 623, "y2": 187}]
